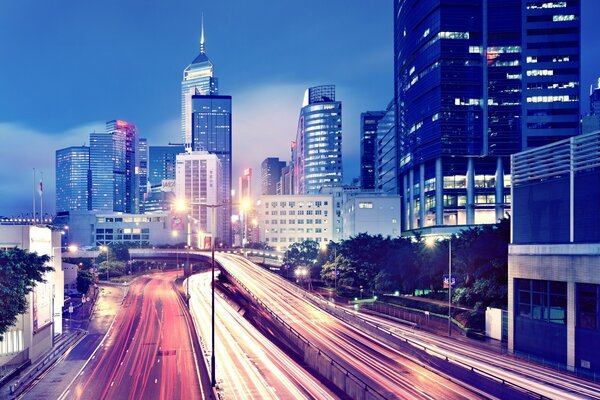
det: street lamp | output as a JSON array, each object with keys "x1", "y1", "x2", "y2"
[
  {"x1": 425, "y1": 236, "x2": 453, "y2": 337},
  {"x1": 100, "y1": 245, "x2": 110, "y2": 281},
  {"x1": 172, "y1": 231, "x2": 180, "y2": 279}
]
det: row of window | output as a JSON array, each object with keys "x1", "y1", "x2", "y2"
[
  {"x1": 96, "y1": 228, "x2": 150, "y2": 234},
  {"x1": 98, "y1": 216, "x2": 165, "y2": 223},
  {"x1": 266, "y1": 227, "x2": 325, "y2": 234},
  {"x1": 264, "y1": 219, "x2": 325, "y2": 225},
  {"x1": 266, "y1": 236, "x2": 325, "y2": 243},
  {"x1": 266, "y1": 210, "x2": 327, "y2": 216},
  {"x1": 96, "y1": 234, "x2": 150, "y2": 241}
]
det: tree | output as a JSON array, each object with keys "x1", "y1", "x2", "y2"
[
  {"x1": 0, "y1": 248, "x2": 53, "y2": 337},
  {"x1": 76, "y1": 269, "x2": 95, "y2": 294},
  {"x1": 283, "y1": 240, "x2": 319, "y2": 268}
]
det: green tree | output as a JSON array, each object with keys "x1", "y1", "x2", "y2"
[
  {"x1": 0, "y1": 248, "x2": 53, "y2": 337},
  {"x1": 97, "y1": 261, "x2": 127, "y2": 279},
  {"x1": 76, "y1": 269, "x2": 95, "y2": 294},
  {"x1": 283, "y1": 240, "x2": 319, "y2": 268}
]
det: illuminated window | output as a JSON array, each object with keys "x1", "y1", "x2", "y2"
[{"x1": 358, "y1": 202, "x2": 373, "y2": 209}]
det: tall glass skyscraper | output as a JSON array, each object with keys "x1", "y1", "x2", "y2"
[
  {"x1": 375, "y1": 100, "x2": 397, "y2": 194},
  {"x1": 106, "y1": 120, "x2": 139, "y2": 213},
  {"x1": 293, "y1": 85, "x2": 343, "y2": 194},
  {"x1": 148, "y1": 145, "x2": 185, "y2": 187},
  {"x1": 90, "y1": 131, "x2": 126, "y2": 212},
  {"x1": 182, "y1": 21, "x2": 219, "y2": 151},
  {"x1": 261, "y1": 157, "x2": 286, "y2": 195},
  {"x1": 191, "y1": 94, "x2": 232, "y2": 244},
  {"x1": 138, "y1": 138, "x2": 148, "y2": 212},
  {"x1": 394, "y1": 0, "x2": 580, "y2": 234},
  {"x1": 55, "y1": 146, "x2": 90, "y2": 213},
  {"x1": 360, "y1": 111, "x2": 385, "y2": 190}
]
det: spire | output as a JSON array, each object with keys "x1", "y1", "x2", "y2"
[{"x1": 200, "y1": 13, "x2": 205, "y2": 54}]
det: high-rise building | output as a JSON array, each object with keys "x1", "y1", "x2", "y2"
[
  {"x1": 591, "y1": 79, "x2": 600, "y2": 116},
  {"x1": 360, "y1": 111, "x2": 385, "y2": 190},
  {"x1": 182, "y1": 20, "x2": 219, "y2": 151},
  {"x1": 55, "y1": 146, "x2": 90, "y2": 213},
  {"x1": 238, "y1": 168, "x2": 252, "y2": 201},
  {"x1": 106, "y1": 120, "x2": 139, "y2": 213},
  {"x1": 138, "y1": 138, "x2": 148, "y2": 212},
  {"x1": 175, "y1": 151, "x2": 222, "y2": 242},
  {"x1": 148, "y1": 145, "x2": 185, "y2": 187},
  {"x1": 293, "y1": 85, "x2": 343, "y2": 194},
  {"x1": 394, "y1": 0, "x2": 580, "y2": 235},
  {"x1": 90, "y1": 131, "x2": 126, "y2": 212},
  {"x1": 522, "y1": 0, "x2": 581, "y2": 148},
  {"x1": 191, "y1": 94, "x2": 232, "y2": 243},
  {"x1": 261, "y1": 157, "x2": 286, "y2": 195},
  {"x1": 583, "y1": 79, "x2": 600, "y2": 134},
  {"x1": 375, "y1": 100, "x2": 397, "y2": 194}
]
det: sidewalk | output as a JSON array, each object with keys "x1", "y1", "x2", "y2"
[{"x1": 2, "y1": 284, "x2": 126, "y2": 399}]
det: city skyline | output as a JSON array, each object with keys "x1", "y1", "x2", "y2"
[{"x1": 0, "y1": 1, "x2": 599, "y2": 215}]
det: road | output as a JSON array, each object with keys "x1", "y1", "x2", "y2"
[
  {"x1": 216, "y1": 253, "x2": 497, "y2": 400},
  {"x1": 62, "y1": 272, "x2": 205, "y2": 400},
  {"x1": 188, "y1": 271, "x2": 339, "y2": 400}
]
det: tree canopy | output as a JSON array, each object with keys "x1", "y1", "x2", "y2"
[
  {"x1": 77, "y1": 269, "x2": 96, "y2": 294},
  {"x1": 0, "y1": 248, "x2": 53, "y2": 338}
]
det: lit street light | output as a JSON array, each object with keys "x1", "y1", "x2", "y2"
[
  {"x1": 100, "y1": 245, "x2": 110, "y2": 281},
  {"x1": 425, "y1": 236, "x2": 454, "y2": 337}
]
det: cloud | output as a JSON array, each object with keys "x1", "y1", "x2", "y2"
[{"x1": 0, "y1": 121, "x2": 104, "y2": 215}]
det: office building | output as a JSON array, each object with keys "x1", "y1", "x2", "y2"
[
  {"x1": 293, "y1": 85, "x2": 343, "y2": 194},
  {"x1": 591, "y1": 79, "x2": 600, "y2": 116},
  {"x1": 583, "y1": 79, "x2": 600, "y2": 134},
  {"x1": 258, "y1": 194, "x2": 334, "y2": 251},
  {"x1": 90, "y1": 131, "x2": 126, "y2": 212},
  {"x1": 0, "y1": 226, "x2": 64, "y2": 369},
  {"x1": 522, "y1": 0, "x2": 581, "y2": 148},
  {"x1": 148, "y1": 145, "x2": 185, "y2": 187},
  {"x1": 360, "y1": 111, "x2": 385, "y2": 190},
  {"x1": 238, "y1": 168, "x2": 252, "y2": 201},
  {"x1": 376, "y1": 100, "x2": 398, "y2": 194},
  {"x1": 175, "y1": 151, "x2": 222, "y2": 242},
  {"x1": 138, "y1": 138, "x2": 148, "y2": 212},
  {"x1": 182, "y1": 21, "x2": 219, "y2": 150},
  {"x1": 191, "y1": 94, "x2": 232, "y2": 244},
  {"x1": 106, "y1": 120, "x2": 139, "y2": 213},
  {"x1": 261, "y1": 157, "x2": 287, "y2": 195},
  {"x1": 341, "y1": 194, "x2": 401, "y2": 240},
  {"x1": 55, "y1": 146, "x2": 90, "y2": 213},
  {"x1": 394, "y1": 0, "x2": 580, "y2": 235},
  {"x1": 509, "y1": 130, "x2": 600, "y2": 374}
]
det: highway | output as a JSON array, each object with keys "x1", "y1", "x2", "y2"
[
  {"x1": 188, "y1": 271, "x2": 339, "y2": 400},
  {"x1": 63, "y1": 272, "x2": 205, "y2": 400},
  {"x1": 216, "y1": 253, "x2": 498, "y2": 400}
]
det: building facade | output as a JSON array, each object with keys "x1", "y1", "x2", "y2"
[
  {"x1": 0, "y1": 226, "x2": 64, "y2": 368},
  {"x1": 341, "y1": 194, "x2": 401, "y2": 240},
  {"x1": 376, "y1": 100, "x2": 398, "y2": 194},
  {"x1": 182, "y1": 22, "x2": 218, "y2": 151},
  {"x1": 261, "y1": 157, "x2": 286, "y2": 195},
  {"x1": 293, "y1": 85, "x2": 343, "y2": 194},
  {"x1": 394, "y1": 0, "x2": 580, "y2": 236},
  {"x1": 258, "y1": 194, "x2": 334, "y2": 251},
  {"x1": 90, "y1": 131, "x2": 126, "y2": 212},
  {"x1": 191, "y1": 94, "x2": 232, "y2": 244},
  {"x1": 175, "y1": 151, "x2": 222, "y2": 243},
  {"x1": 106, "y1": 120, "x2": 139, "y2": 214},
  {"x1": 360, "y1": 111, "x2": 385, "y2": 190},
  {"x1": 509, "y1": 131, "x2": 600, "y2": 374},
  {"x1": 55, "y1": 146, "x2": 90, "y2": 213},
  {"x1": 138, "y1": 138, "x2": 148, "y2": 212},
  {"x1": 148, "y1": 145, "x2": 185, "y2": 187}
]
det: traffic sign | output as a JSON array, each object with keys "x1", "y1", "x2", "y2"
[
  {"x1": 443, "y1": 274, "x2": 456, "y2": 288},
  {"x1": 68, "y1": 305, "x2": 74, "y2": 314}
]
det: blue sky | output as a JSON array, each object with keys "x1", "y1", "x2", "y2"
[{"x1": 0, "y1": 1, "x2": 598, "y2": 214}]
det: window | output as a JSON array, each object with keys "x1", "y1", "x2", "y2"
[
  {"x1": 280, "y1": 202, "x2": 286, "y2": 207},
  {"x1": 517, "y1": 279, "x2": 566, "y2": 325},
  {"x1": 315, "y1": 201, "x2": 322, "y2": 207},
  {"x1": 578, "y1": 284, "x2": 597, "y2": 330},
  {"x1": 358, "y1": 202, "x2": 373, "y2": 209}
]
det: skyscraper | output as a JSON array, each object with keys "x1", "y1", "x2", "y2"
[
  {"x1": 175, "y1": 151, "x2": 222, "y2": 242},
  {"x1": 583, "y1": 79, "x2": 600, "y2": 134},
  {"x1": 293, "y1": 85, "x2": 342, "y2": 194},
  {"x1": 261, "y1": 157, "x2": 286, "y2": 195},
  {"x1": 148, "y1": 145, "x2": 185, "y2": 187},
  {"x1": 238, "y1": 168, "x2": 252, "y2": 202},
  {"x1": 360, "y1": 111, "x2": 385, "y2": 190},
  {"x1": 591, "y1": 79, "x2": 600, "y2": 116},
  {"x1": 522, "y1": 0, "x2": 581, "y2": 148},
  {"x1": 394, "y1": 0, "x2": 580, "y2": 234},
  {"x1": 55, "y1": 146, "x2": 90, "y2": 213},
  {"x1": 182, "y1": 20, "x2": 219, "y2": 151},
  {"x1": 106, "y1": 120, "x2": 139, "y2": 213},
  {"x1": 191, "y1": 94, "x2": 232, "y2": 244},
  {"x1": 138, "y1": 138, "x2": 148, "y2": 212},
  {"x1": 375, "y1": 100, "x2": 397, "y2": 194},
  {"x1": 90, "y1": 131, "x2": 126, "y2": 212}
]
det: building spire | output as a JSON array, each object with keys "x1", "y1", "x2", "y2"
[{"x1": 200, "y1": 13, "x2": 205, "y2": 54}]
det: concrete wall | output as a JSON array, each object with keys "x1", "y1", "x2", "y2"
[{"x1": 486, "y1": 307, "x2": 503, "y2": 341}]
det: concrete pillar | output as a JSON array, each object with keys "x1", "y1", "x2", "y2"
[
  {"x1": 435, "y1": 158, "x2": 443, "y2": 226},
  {"x1": 409, "y1": 169, "x2": 415, "y2": 230},
  {"x1": 419, "y1": 164, "x2": 425, "y2": 228},
  {"x1": 495, "y1": 157, "x2": 505, "y2": 222},
  {"x1": 466, "y1": 158, "x2": 475, "y2": 225},
  {"x1": 507, "y1": 262, "x2": 514, "y2": 353},
  {"x1": 567, "y1": 281, "x2": 575, "y2": 371}
]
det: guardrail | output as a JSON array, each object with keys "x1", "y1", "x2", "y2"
[{"x1": 218, "y1": 260, "x2": 388, "y2": 400}]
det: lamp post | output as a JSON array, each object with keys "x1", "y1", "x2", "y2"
[
  {"x1": 425, "y1": 236, "x2": 453, "y2": 337},
  {"x1": 51, "y1": 245, "x2": 78, "y2": 337}
]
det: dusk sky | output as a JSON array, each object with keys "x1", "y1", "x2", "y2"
[{"x1": 0, "y1": 1, "x2": 598, "y2": 215}]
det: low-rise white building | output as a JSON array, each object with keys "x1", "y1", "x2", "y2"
[
  {"x1": 258, "y1": 194, "x2": 334, "y2": 251},
  {"x1": 341, "y1": 194, "x2": 401, "y2": 239},
  {"x1": 0, "y1": 225, "x2": 64, "y2": 368}
]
